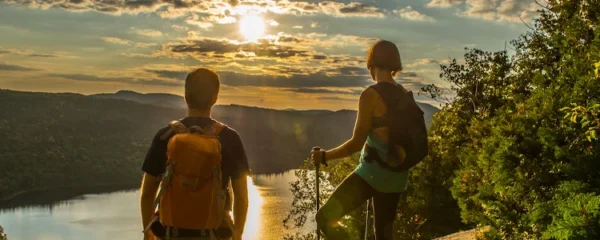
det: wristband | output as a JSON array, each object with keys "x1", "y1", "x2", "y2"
[{"x1": 321, "y1": 151, "x2": 328, "y2": 167}]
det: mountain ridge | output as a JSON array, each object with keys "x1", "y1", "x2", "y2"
[{"x1": 89, "y1": 89, "x2": 440, "y2": 114}]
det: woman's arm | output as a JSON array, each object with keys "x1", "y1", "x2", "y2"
[{"x1": 312, "y1": 88, "x2": 376, "y2": 164}]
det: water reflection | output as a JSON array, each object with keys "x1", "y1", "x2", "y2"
[
  {"x1": 241, "y1": 176, "x2": 262, "y2": 240},
  {"x1": 0, "y1": 171, "x2": 307, "y2": 240}
]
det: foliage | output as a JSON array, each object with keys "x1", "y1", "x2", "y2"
[
  {"x1": 283, "y1": 1, "x2": 600, "y2": 239},
  {"x1": 0, "y1": 90, "x2": 182, "y2": 200},
  {"x1": 562, "y1": 103, "x2": 600, "y2": 142},
  {"x1": 446, "y1": 0, "x2": 600, "y2": 239}
]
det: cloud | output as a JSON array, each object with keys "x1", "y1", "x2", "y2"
[
  {"x1": 268, "y1": 20, "x2": 280, "y2": 26},
  {"x1": 199, "y1": 70, "x2": 370, "y2": 88},
  {"x1": 405, "y1": 58, "x2": 439, "y2": 68},
  {"x1": 0, "y1": 63, "x2": 39, "y2": 71},
  {"x1": 394, "y1": 6, "x2": 436, "y2": 22},
  {"x1": 426, "y1": 0, "x2": 540, "y2": 23},
  {"x1": 171, "y1": 25, "x2": 188, "y2": 31},
  {"x1": 139, "y1": 33, "x2": 380, "y2": 84},
  {"x1": 135, "y1": 42, "x2": 158, "y2": 48},
  {"x1": 161, "y1": 36, "x2": 318, "y2": 62},
  {"x1": 427, "y1": 0, "x2": 463, "y2": 8},
  {"x1": 103, "y1": 37, "x2": 157, "y2": 48},
  {"x1": 146, "y1": 69, "x2": 188, "y2": 80},
  {"x1": 395, "y1": 72, "x2": 435, "y2": 91},
  {"x1": 102, "y1": 37, "x2": 130, "y2": 45},
  {"x1": 492, "y1": 0, "x2": 540, "y2": 22},
  {"x1": 0, "y1": 48, "x2": 74, "y2": 58},
  {"x1": 0, "y1": 0, "x2": 386, "y2": 21},
  {"x1": 317, "y1": 96, "x2": 355, "y2": 102},
  {"x1": 298, "y1": 33, "x2": 379, "y2": 49},
  {"x1": 133, "y1": 28, "x2": 162, "y2": 37},
  {"x1": 284, "y1": 88, "x2": 362, "y2": 95},
  {"x1": 141, "y1": 64, "x2": 371, "y2": 88},
  {"x1": 316, "y1": 2, "x2": 385, "y2": 18},
  {"x1": 48, "y1": 73, "x2": 181, "y2": 87}
]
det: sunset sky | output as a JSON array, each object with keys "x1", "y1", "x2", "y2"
[{"x1": 0, "y1": 0, "x2": 539, "y2": 110}]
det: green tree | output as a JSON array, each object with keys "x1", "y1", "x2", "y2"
[{"x1": 447, "y1": 0, "x2": 600, "y2": 239}]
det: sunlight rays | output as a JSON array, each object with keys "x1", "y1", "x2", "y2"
[{"x1": 239, "y1": 15, "x2": 266, "y2": 42}]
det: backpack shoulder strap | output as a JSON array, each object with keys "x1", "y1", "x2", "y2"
[
  {"x1": 191, "y1": 120, "x2": 227, "y2": 137},
  {"x1": 210, "y1": 120, "x2": 227, "y2": 136},
  {"x1": 368, "y1": 82, "x2": 408, "y2": 111},
  {"x1": 159, "y1": 120, "x2": 188, "y2": 140},
  {"x1": 369, "y1": 83, "x2": 423, "y2": 115}
]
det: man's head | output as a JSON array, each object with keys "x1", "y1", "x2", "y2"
[{"x1": 184, "y1": 68, "x2": 220, "y2": 111}]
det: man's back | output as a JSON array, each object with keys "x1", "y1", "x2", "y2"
[
  {"x1": 141, "y1": 117, "x2": 250, "y2": 239},
  {"x1": 142, "y1": 116, "x2": 250, "y2": 194}
]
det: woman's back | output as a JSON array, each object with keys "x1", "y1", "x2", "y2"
[{"x1": 354, "y1": 84, "x2": 410, "y2": 193}]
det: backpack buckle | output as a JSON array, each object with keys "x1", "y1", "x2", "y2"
[
  {"x1": 204, "y1": 125, "x2": 217, "y2": 135},
  {"x1": 181, "y1": 177, "x2": 199, "y2": 190}
]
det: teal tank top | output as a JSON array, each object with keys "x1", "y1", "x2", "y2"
[{"x1": 353, "y1": 132, "x2": 409, "y2": 193}]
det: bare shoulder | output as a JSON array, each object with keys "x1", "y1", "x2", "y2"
[{"x1": 360, "y1": 87, "x2": 378, "y2": 102}]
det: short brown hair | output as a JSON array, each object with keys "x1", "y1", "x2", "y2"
[
  {"x1": 366, "y1": 40, "x2": 403, "y2": 76},
  {"x1": 184, "y1": 68, "x2": 220, "y2": 110}
]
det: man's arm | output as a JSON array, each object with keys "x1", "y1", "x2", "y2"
[
  {"x1": 140, "y1": 173, "x2": 160, "y2": 240},
  {"x1": 139, "y1": 127, "x2": 169, "y2": 240},
  {"x1": 231, "y1": 173, "x2": 248, "y2": 240},
  {"x1": 226, "y1": 128, "x2": 250, "y2": 240}
]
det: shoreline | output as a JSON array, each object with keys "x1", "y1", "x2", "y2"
[
  {"x1": 0, "y1": 171, "x2": 298, "y2": 208},
  {"x1": 0, "y1": 182, "x2": 140, "y2": 206}
]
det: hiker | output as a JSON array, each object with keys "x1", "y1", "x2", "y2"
[
  {"x1": 140, "y1": 68, "x2": 250, "y2": 240},
  {"x1": 311, "y1": 40, "x2": 428, "y2": 240}
]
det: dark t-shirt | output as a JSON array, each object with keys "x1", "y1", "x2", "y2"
[{"x1": 141, "y1": 117, "x2": 250, "y2": 207}]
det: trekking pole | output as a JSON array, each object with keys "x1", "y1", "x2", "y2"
[
  {"x1": 313, "y1": 146, "x2": 321, "y2": 240},
  {"x1": 364, "y1": 199, "x2": 369, "y2": 240}
]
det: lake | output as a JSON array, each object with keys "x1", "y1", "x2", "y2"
[{"x1": 0, "y1": 170, "x2": 315, "y2": 240}]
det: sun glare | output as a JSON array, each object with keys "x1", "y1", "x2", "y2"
[{"x1": 239, "y1": 15, "x2": 266, "y2": 42}]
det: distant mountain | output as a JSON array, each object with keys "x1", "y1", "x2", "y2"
[
  {"x1": 90, "y1": 90, "x2": 440, "y2": 172},
  {"x1": 92, "y1": 90, "x2": 187, "y2": 109},
  {"x1": 91, "y1": 90, "x2": 439, "y2": 127},
  {"x1": 0, "y1": 89, "x2": 439, "y2": 200}
]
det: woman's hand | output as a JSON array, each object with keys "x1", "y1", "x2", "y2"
[{"x1": 311, "y1": 147, "x2": 326, "y2": 166}]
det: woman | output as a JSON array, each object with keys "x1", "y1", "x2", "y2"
[{"x1": 311, "y1": 40, "x2": 409, "y2": 240}]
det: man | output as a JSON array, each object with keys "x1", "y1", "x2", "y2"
[{"x1": 140, "y1": 68, "x2": 249, "y2": 240}]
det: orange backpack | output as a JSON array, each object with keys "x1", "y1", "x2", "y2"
[{"x1": 146, "y1": 120, "x2": 231, "y2": 233}]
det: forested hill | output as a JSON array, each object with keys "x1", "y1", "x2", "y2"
[
  {"x1": 0, "y1": 89, "x2": 438, "y2": 200},
  {"x1": 91, "y1": 90, "x2": 439, "y2": 173}
]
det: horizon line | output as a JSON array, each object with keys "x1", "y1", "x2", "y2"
[{"x1": 0, "y1": 87, "x2": 441, "y2": 111}]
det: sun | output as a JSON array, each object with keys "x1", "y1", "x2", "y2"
[{"x1": 239, "y1": 15, "x2": 265, "y2": 42}]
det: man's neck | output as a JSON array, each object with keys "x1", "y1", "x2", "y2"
[{"x1": 187, "y1": 108, "x2": 211, "y2": 118}]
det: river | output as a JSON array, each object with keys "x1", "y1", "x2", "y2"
[{"x1": 0, "y1": 170, "x2": 314, "y2": 240}]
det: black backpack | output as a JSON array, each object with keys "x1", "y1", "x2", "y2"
[{"x1": 365, "y1": 82, "x2": 429, "y2": 172}]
